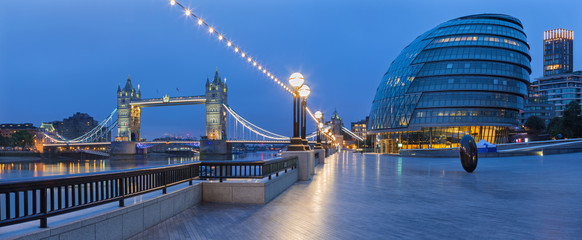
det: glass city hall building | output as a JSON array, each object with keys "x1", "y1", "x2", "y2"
[{"x1": 368, "y1": 14, "x2": 531, "y2": 153}]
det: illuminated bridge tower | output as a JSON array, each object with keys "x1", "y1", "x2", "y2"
[
  {"x1": 117, "y1": 76, "x2": 141, "y2": 141},
  {"x1": 205, "y1": 70, "x2": 228, "y2": 140},
  {"x1": 201, "y1": 70, "x2": 231, "y2": 159}
]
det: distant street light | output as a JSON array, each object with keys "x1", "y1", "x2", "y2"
[
  {"x1": 298, "y1": 84, "x2": 311, "y2": 150},
  {"x1": 314, "y1": 111, "x2": 324, "y2": 150},
  {"x1": 288, "y1": 73, "x2": 306, "y2": 151}
]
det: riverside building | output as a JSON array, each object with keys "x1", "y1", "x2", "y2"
[
  {"x1": 368, "y1": 14, "x2": 531, "y2": 153},
  {"x1": 531, "y1": 71, "x2": 582, "y2": 115},
  {"x1": 531, "y1": 29, "x2": 579, "y2": 116},
  {"x1": 543, "y1": 28, "x2": 573, "y2": 77}
]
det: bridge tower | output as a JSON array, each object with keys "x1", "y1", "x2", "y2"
[
  {"x1": 117, "y1": 76, "x2": 141, "y2": 141},
  {"x1": 205, "y1": 70, "x2": 228, "y2": 140}
]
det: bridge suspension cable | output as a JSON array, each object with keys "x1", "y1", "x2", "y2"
[
  {"x1": 306, "y1": 125, "x2": 331, "y2": 139},
  {"x1": 43, "y1": 109, "x2": 118, "y2": 143},
  {"x1": 341, "y1": 126, "x2": 364, "y2": 141},
  {"x1": 223, "y1": 104, "x2": 290, "y2": 141}
]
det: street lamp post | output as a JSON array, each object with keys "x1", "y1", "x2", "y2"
[
  {"x1": 288, "y1": 73, "x2": 305, "y2": 151},
  {"x1": 314, "y1": 111, "x2": 324, "y2": 150},
  {"x1": 298, "y1": 84, "x2": 311, "y2": 150}
]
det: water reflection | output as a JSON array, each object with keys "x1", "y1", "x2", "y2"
[{"x1": 0, "y1": 151, "x2": 278, "y2": 179}]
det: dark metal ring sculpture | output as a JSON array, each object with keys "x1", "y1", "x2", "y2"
[{"x1": 459, "y1": 135, "x2": 478, "y2": 173}]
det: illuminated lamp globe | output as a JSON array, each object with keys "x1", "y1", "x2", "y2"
[
  {"x1": 288, "y1": 72, "x2": 305, "y2": 90},
  {"x1": 298, "y1": 84, "x2": 311, "y2": 99},
  {"x1": 314, "y1": 111, "x2": 323, "y2": 119},
  {"x1": 318, "y1": 122, "x2": 324, "y2": 128}
]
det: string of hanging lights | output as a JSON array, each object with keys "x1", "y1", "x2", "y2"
[{"x1": 168, "y1": 0, "x2": 319, "y2": 122}]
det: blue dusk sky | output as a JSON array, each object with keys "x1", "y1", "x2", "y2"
[{"x1": 1, "y1": 0, "x2": 581, "y2": 139}]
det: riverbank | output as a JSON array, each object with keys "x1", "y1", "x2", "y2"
[
  {"x1": 0, "y1": 151, "x2": 40, "y2": 157},
  {"x1": 0, "y1": 154, "x2": 42, "y2": 163}
]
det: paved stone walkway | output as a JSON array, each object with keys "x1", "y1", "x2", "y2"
[{"x1": 130, "y1": 151, "x2": 582, "y2": 239}]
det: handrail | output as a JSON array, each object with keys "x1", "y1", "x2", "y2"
[
  {"x1": 0, "y1": 162, "x2": 200, "y2": 228},
  {"x1": 199, "y1": 156, "x2": 297, "y2": 182},
  {"x1": 0, "y1": 156, "x2": 297, "y2": 228}
]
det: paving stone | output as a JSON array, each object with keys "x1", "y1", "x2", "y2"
[{"x1": 130, "y1": 152, "x2": 582, "y2": 239}]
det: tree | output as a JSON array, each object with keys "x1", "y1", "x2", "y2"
[
  {"x1": 0, "y1": 135, "x2": 10, "y2": 147},
  {"x1": 10, "y1": 131, "x2": 35, "y2": 150},
  {"x1": 563, "y1": 100, "x2": 581, "y2": 120},
  {"x1": 562, "y1": 101, "x2": 582, "y2": 138},
  {"x1": 524, "y1": 116, "x2": 546, "y2": 131},
  {"x1": 547, "y1": 117, "x2": 564, "y2": 138}
]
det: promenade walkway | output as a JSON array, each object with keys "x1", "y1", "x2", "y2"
[{"x1": 130, "y1": 151, "x2": 582, "y2": 239}]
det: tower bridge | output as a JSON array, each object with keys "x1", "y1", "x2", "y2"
[
  {"x1": 116, "y1": 70, "x2": 227, "y2": 142},
  {"x1": 42, "y1": 69, "x2": 357, "y2": 156}
]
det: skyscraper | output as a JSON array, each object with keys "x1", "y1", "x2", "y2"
[
  {"x1": 543, "y1": 28, "x2": 574, "y2": 76},
  {"x1": 533, "y1": 28, "x2": 579, "y2": 116}
]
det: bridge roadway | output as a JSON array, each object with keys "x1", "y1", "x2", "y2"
[
  {"x1": 129, "y1": 151, "x2": 582, "y2": 239},
  {"x1": 43, "y1": 140, "x2": 320, "y2": 147}
]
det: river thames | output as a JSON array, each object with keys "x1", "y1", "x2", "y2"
[{"x1": 0, "y1": 151, "x2": 277, "y2": 179}]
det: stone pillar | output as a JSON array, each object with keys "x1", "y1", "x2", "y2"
[
  {"x1": 111, "y1": 141, "x2": 137, "y2": 155},
  {"x1": 43, "y1": 146, "x2": 60, "y2": 158},
  {"x1": 200, "y1": 138, "x2": 232, "y2": 160},
  {"x1": 281, "y1": 150, "x2": 314, "y2": 181},
  {"x1": 314, "y1": 149, "x2": 325, "y2": 164}
]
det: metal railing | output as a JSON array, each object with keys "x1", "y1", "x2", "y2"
[
  {"x1": 199, "y1": 156, "x2": 297, "y2": 182},
  {"x1": 0, "y1": 156, "x2": 297, "y2": 228}
]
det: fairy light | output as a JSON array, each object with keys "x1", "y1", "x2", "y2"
[
  {"x1": 170, "y1": 0, "x2": 313, "y2": 106},
  {"x1": 305, "y1": 107, "x2": 318, "y2": 122}
]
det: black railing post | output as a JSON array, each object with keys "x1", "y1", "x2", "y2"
[
  {"x1": 219, "y1": 166, "x2": 223, "y2": 182},
  {"x1": 119, "y1": 178, "x2": 125, "y2": 207},
  {"x1": 163, "y1": 171, "x2": 167, "y2": 194},
  {"x1": 189, "y1": 166, "x2": 193, "y2": 186},
  {"x1": 40, "y1": 188, "x2": 47, "y2": 228}
]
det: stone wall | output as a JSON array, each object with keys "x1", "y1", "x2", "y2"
[
  {"x1": 202, "y1": 169, "x2": 298, "y2": 204},
  {"x1": 14, "y1": 183, "x2": 202, "y2": 240}
]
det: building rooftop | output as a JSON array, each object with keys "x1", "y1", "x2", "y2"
[
  {"x1": 0, "y1": 123, "x2": 36, "y2": 129},
  {"x1": 534, "y1": 71, "x2": 582, "y2": 81}
]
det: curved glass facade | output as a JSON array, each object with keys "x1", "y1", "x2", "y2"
[{"x1": 368, "y1": 14, "x2": 531, "y2": 152}]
